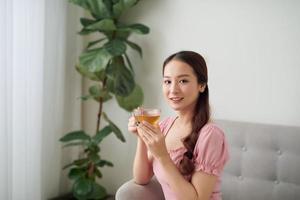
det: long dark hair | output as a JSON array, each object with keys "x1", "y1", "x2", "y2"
[{"x1": 163, "y1": 51, "x2": 210, "y2": 176}]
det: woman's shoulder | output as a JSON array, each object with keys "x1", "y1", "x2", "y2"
[
  {"x1": 158, "y1": 116, "x2": 177, "y2": 133},
  {"x1": 198, "y1": 121, "x2": 226, "y2": 142},
  {"x1": 159, "y1": 116, "x2": 177, "y2": 126},
  {"x1": 193, "y1": 121, "x2": 229, "y2": 176}
]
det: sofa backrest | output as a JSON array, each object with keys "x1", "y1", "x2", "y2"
[{"x1": 217, "y1": 120, "x2": 300, "y2": 200}]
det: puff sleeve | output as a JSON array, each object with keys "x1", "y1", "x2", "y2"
[{"x1": 193, "y1": 124, "x2": 229, "y2": 176}]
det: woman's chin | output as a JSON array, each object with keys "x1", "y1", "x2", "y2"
[{"x1": 169, "y1": 104, "x2": 182, "y2": 111}]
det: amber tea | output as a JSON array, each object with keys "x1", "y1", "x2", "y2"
[
  {"x1": 133, "y1": 108, "x2": 161, "y2": 125},
  {"x1": 135, "y1": 115, "x2": 160, "y2": 125}
]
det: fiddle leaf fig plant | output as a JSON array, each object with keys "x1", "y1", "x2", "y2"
[{"x1": 59, "y1": 0, "x2": 149, "y2": 199}]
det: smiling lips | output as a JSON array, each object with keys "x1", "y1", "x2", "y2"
[{"x1": 169, "y1": 97, "x2": 184, "y2": 103}]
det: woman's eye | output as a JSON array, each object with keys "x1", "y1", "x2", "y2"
[
  {"x1": 164, "y1": 80, "x2": 171, "y2": 85},
  {"x1": 179, "y1": 79, "x2": 189, "y2": 84}
]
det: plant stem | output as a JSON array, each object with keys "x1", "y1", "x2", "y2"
[
  {"x1": 88, "y1": 162, "x2": 95, "y2": 178},
  {"x1": 96, "y1": 96, "x2": 103, "y2": 135},
  {"x1": 95, "y1": 78, "x2": 107, "y2": 135}
]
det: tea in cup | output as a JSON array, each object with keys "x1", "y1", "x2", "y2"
[{"x1": 133, "y1": 108, "x2": 160, "y2": 125}]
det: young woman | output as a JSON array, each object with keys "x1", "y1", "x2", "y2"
[{"x1": 128, "y1": 51, "x2": 229, "y2": 200}]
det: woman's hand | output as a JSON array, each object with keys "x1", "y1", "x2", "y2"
[
  {"x1": 137, "y1": 121, "x2": 169, "y2": 160},
  {"x1": 128, "y1": 115, "x2": 138, "y2": 135},
  {"x1": 131, "y1": 116, "x2": 154, "y2": 184}
]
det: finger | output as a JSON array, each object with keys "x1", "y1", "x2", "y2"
[
  {"x1": 137, "y1": 131, "x2": 150, "y2": 146},
  {"x1": 140, "y1": 133, "x2": 150, "y2": 144},
  {"x1": 129, "y1": 121, "x2": 138, "y2": 128},
  {"x1": 141, "y1": 121, "x2": 160, "y2": 135},
  {"x1": 128, "y1": 117, "x2": 140, "y2": 128},
  {"x1": 128, "y1": 117, "x2": 138, "y2": 133},
  {"x1": 137, "y1": 127, "x2": 153, "y2": 143},
  {"x1": 139, "y1": 123, "x2": 156, "y2": 138},
  {"x1": 128, "y1": 126, "x2": 137, "y2": 132},
  {"x1": 128, "y1": 122, "x2": 137, "y2": 130},
  {"x1": 128, "y1": 116, "x2": 136, "y2": 123}
]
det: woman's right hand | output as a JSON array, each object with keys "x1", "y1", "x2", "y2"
[{"x1": 128, "y1": 115, "x2": 138, "y2": 135}]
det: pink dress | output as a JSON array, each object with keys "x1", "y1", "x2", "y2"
[{"x1": 153, "y1": 117, "x2": 229, "y2": 200}]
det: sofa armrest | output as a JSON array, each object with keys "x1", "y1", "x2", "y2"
[{"x1": 116, "y1": 177, "x2": 165, "y2": 200}]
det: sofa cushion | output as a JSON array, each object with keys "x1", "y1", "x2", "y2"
[{"x1": 217, "y1": 120, "x2": 300, "y2": 200}]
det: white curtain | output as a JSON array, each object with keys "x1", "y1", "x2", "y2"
[{"x1": 0, "y1": 0, "x2": 83, "y2": 199}]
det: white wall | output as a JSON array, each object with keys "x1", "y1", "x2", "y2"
[{"x1": 83, "y1": 0, "x2": 300, "y2": 194}]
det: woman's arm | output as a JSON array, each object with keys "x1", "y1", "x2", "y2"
[
  {"x1": 158, "y1": 155, "x2": 217, "y2": 200},
  {"x1": 133, "y1": 137, "x2": 154, "y2": 184},
  {"x1": 128, "y1": 116, "x2": 153, "y2": 184}
]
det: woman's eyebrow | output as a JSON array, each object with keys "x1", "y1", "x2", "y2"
[{"x1": 163, "y1": 74, "x2": 190, "y2": 78}]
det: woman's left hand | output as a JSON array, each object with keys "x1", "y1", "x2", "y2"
[{"x1": 137, "y1": 121, "x2": 169, "y2": 160}]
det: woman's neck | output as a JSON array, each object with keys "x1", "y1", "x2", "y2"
[{"x1": 176, "y1": 110, "x2": 193, "y2": 126}]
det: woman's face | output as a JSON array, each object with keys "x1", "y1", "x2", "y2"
[{"x1": 163, "y1": 60, "x2": 205, "y2": 112}]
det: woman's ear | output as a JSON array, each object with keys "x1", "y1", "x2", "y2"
[{"x1": 198, "y1": 84, "x2": 206, "y2": 93}]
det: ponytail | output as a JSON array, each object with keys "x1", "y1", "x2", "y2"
[{"x1": 179, "y1": 86, "x2": 210, "y2": 175}]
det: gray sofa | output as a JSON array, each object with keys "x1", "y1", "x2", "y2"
[{"x1": 116, "y1": 120, "x2": 300, "y2": 200}]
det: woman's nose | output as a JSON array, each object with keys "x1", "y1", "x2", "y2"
[{"x1": 170, "y1": 83, "x2": 179, "y2": 94}]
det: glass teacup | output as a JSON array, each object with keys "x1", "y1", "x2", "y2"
[{"x1": 133, "y1": 108, "x2": 161, "y2": 125}]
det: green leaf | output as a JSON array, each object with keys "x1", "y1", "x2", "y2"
[
  {"x1": 73, "y1": 178, "x2": 93, "y2": 197},
  {"x1": 89, "y1": 85, "x2": 102, "y2": 96},
  {"x1": 113, "y1": 0, "x2": 138, "y2": 18},
  {"x1": 114, "y1": 67, "x2": 135, "y2": 97},
  {"x1": 79, "y1": 48, "x2": 112, "y2": 72},
  {"x1": 86, "y1": 0, "x2": 111, "y2": 18},
  {"x1": 80, "y1": 18, "x2": 96, "y2": 27},
  {"x1": 78, "y1": 28, "x2": 97, "y2": 35},
  {"x1": 94, "y1": 168, "x2": 102, "y2": 178},
  {"x1": 106, "y1": 56, "x2": 135, "y2": 97},
  {"x1": 68, "y1": 168, "x2": 85, "y2": 180},
  {"x1": 106, "y1": 78, "x2": 115, "y2": 93},
  {"x1": 74, "y1": 158, "x2": 90, "y2": 166},
  {"x1": 97, "y1": 159, "x2": 114, "y2": 167},
  {"x1": 60, "y1": 131, "x2": 90, "y2": 142},
  {"x1": 124, "y1": 53, "x2": 134, "y2": 73},
  {"x1": 93, "y1": 126, "x2": 113, "y2": 144},
  {"x1": 76, "y1": 64, "x2": 102, "y2": 81},
  {"x1": 102, "y1": 112, "x2": 126, "y2": 142},
  {"x1": 104, "y1": 39, "x2": 127, "y2": 56},
  {"x1": 86, "y1": 38, "x2": 106, "y2": 49},
  {"x1": 89, "y1": 85, "x2": 112, "y2": 102},
  {"x1": 88, "y1": 152, "x2": 100, "y2": 163},
  {"x1": 86, "y1": 142, "x2": 100, "y2": 153},
  {"x1": 63, "y1": 162, "x2": 75, "y2": 170},
  {"x1": 79, "y1": 95, "x2": 92, "y2": 101},
  {"x1": 119, "y1": 23, "x2": 150, "y2": 34},
  {"x1": 86, "y1": 182, "x2": 107, "y2": 199},
  {"x1": 116, "y1": 84, "x2": 144, "y2": 112},
  {"x1": 63, "y1": 159, "x2": 89, "y2": 170},
  {"x1": 63, "y1": 142, "x2": 84, "y2": 148},
  {"x1": 86, "y1": 19, "x2": 116, "y2": 31},
  {"x1": 115, "y1": 30, "x2": 130, "y2": 40},
  {"x1": 112, "y1": 3, "x2": 123, "y2": 18},
  {"x1": 125, "y1": 40, "x2": 142, "y2": 57}
]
